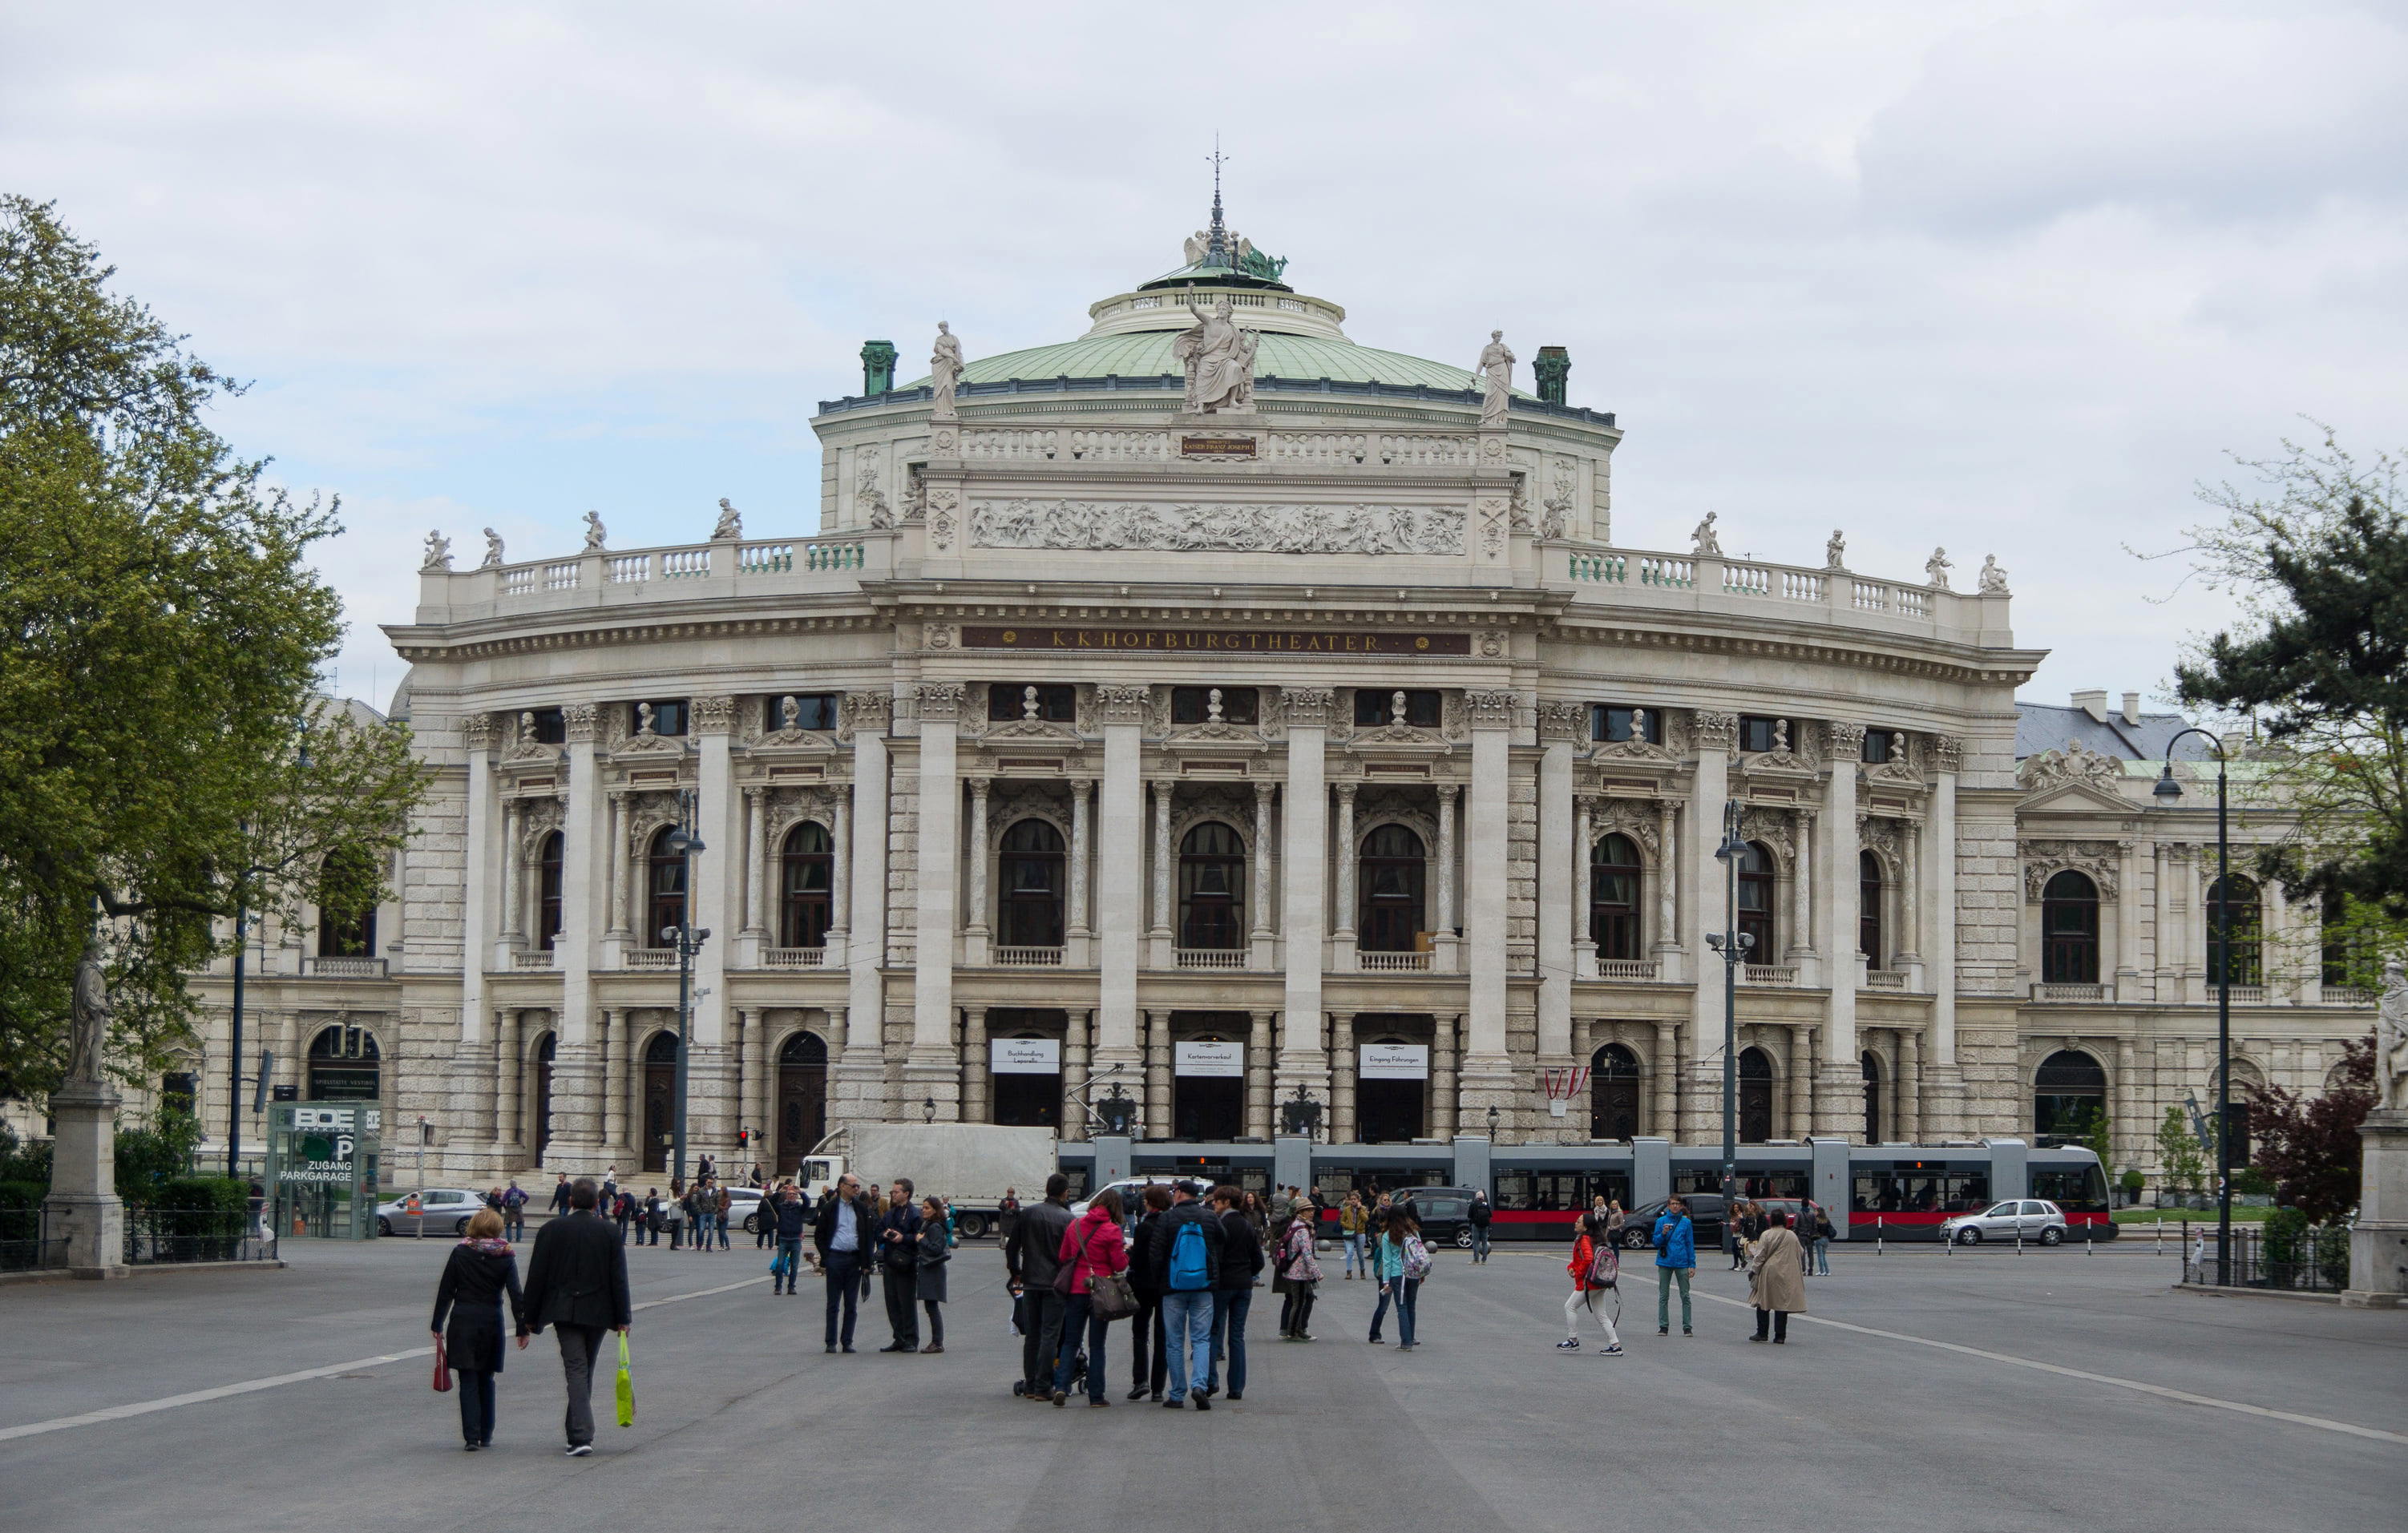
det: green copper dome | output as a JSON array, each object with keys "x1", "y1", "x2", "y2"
[{"x1": 935, "y1": 329, "x2": 1483, "y2": 392}]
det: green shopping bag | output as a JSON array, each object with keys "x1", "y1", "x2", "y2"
[{"x1": 614, "y1": 1332, "x2": 635, "y2": 1429}]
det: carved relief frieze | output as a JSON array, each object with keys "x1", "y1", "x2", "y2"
[
  {"x1": 1587, "y1": 797, "x2": 1663, "y2": 858},
  {"x1": 968, "y1": 498, "x2": 1465, "y2": 555},
  {"x1": 2018, "y1": 740, "x2": 2126, "y2": 794},
  {"x1": 2023, "y1": 839, "x2": 2123, "y2": 901},
  {"x1": 1738, "y1": 807, "x2": 1799, "y2": 867}
]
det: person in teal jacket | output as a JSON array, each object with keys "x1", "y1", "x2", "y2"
[{"x1": 1652, "y1": 1196, "x2": 1696, "y2": 1337}]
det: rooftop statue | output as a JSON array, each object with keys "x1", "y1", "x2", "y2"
[
  {"x1": 713, "y1": 498, "x2": 743, "y2": 541},
  {"x1": 480, "y1": 527, "x2": 506, "y2": 568},
  {"x1": 1978, "y1": 554, "x2": 2010, "y2": 594},
  {"x1": 1175, "y1": 292, "x2": 1259, "y2": 414},
  {"x1": 1691, "y1": 511, "x2": 1722, "y2": 558},
  {"x1": 1925, "y1": 547, "x2": 1953, "y2": 589},
  {"x1": 583, "y1": 510, "x2": 608, "y2": 551},
  {"x1": 930, "y1": 321, "x2": 964, "y2": 417},
  {"x1": 421, "y1": 530, "x2": 452, "y2": 571},
  {"x1": 1474, "y1": 330, "x2": 1515, "y2": 427}
]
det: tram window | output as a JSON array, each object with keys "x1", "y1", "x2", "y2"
[
  {"x1": 1493, "y1": 1174, "x2": 1530, "y2": 1211},
  {"x1": 2031, "y1": 1166, "x2": 2109, "y2": 1212},
  {"x1": 1734, "y1": 1171, "x2": 1808, "y2": 1200},
  {"x1": 1852, "y1": 1168, "x2": 1989, "y2": 1213}
]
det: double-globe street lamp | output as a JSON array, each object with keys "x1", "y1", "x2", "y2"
[
  {"x1": 2153, "y1": 729, "x2": 2235, "y2": 1286},
  {"x1": 1705, "y1": 800, "x2": 1755, "y2": 1256},
  {"x1": 660, "y1": 811, "x2": 709, "y2": 1188}
]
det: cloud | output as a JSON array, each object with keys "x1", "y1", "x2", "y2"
[{"x1": 4, "y1": 0, "x2": 2400, "y2": 708}]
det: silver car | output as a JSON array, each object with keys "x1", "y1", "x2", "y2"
[
  {"x1": 1941, "y1": 1198, "x2": 2070, "y2": 1246},
  {"x1": 377, "y1": 1187, "x2": 489, "y2": 1237}
]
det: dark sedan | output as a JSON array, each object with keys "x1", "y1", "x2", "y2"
[{"x1": 1618, "y1": 1194, "x2": 1727, "y2": 1253}]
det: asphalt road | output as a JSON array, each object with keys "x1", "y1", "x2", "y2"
[{"x1": 2, "y1": 1233, "x2": 2402, "y2": 1533}]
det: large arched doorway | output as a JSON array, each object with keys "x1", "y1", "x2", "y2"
[
  {"x1": 641, "y1": 1031, "x2": 678, "y2": 1172},
  {"x1": 530, "y1": 1032, "x2": 556, "y2": 1162},
  {"x1": 776, "y1": 1031, "x2": 828, "y2": 1171},
  {"x1": 306, "y1": 1024, "x2": 380, "y2": 1100},
  {"x1": 2034, "y1": 1050, "x2": 2106, "y2": 1146},
  {"x1": 1590, "y1": 1043, "x2": 1642, "y2": 1139},
  {"x1": 1171, "y1": 1018, "x2": 1246, "y2": 1140},
  {"x1": 1359, "y1": 825, "x2": 1427, "y2": 952},
  {"x1": 1356, "y1": 1021, "x2": 1428, "y2": 1143},
  {"x1": 1861, "y1": 1052, "x2": 1885, "y2": 1144},
  {"x1": 1739, "y1": 1047, "x2": 1775, "y2": 1144}
]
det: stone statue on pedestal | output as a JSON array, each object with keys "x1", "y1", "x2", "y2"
[
  {"x1": 1175, "y1": 294, "x2": 1257, "y2": 414},
  {"x1": 930, "y1": 322, "x2": 964, "y2": 417},
  {"x1": 479, "y1": 528, "x2": 506, "y2": 568},
  {"x1": 1691, "y1": 512, "x2": 1723, "y2": 558},
  {"x1": 2380, "y1": 962, "x2": 2408, "y2": 1111},
  {"x1": 582, "y1": 510, "x2": 608, "y2": 551},
  {"x1": 1473, "y1": 331, "x2": 1515, "y2": 427},
  {"x1": 420, "y1": 530, "x2": 451, "y2": 571},
  {"x1": 712, "y1": 498, "x2": 743, "y2": 541},
  {"x1": 1825, "y1": 530, "x2": 1846, "y2": 570},
  {"x1": 68, "y1": 945, "x2": 111, "y2": 1085},
  {"x1": 1925, "y1": 547, "x2": 1953, "y2": 588},
  {"x1": 1978, "y1": 554, "x2": 2010, "y2": 594}
]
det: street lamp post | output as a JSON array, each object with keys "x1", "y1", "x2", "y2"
[
  {"x1": 662, "y1": 809, "x2": 709, "y2": 1188},
  {"x1": 2154, "y1": 730, "x2": 2232, "y2": 1285},
  {"x1": 1706, "y1": 800, "x2": 1754, "y2": 1256}
]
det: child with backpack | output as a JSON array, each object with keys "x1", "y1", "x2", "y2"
[
  {"x1": 1374, "y1": 1209, "x2": 1431, "y2": 1351},
  {"x1": 1558, "y1": 1210, "x2": 1624, "y2": 1354}
]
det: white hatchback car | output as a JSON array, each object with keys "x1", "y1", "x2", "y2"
[
  {"x1": 376, "y1": 1188, "x2": 487, "y2": 1237},
  {"x1": 1939, "y1": 1199, "x2": 2070, "y2": 1246}
]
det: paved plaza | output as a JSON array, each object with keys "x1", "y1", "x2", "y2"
[{"x1": 2, "y1": 1238, "x2": 2402, "y2": 1533}]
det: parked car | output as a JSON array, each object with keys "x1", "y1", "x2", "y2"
[
  {"x1": 1940, "y1": 1199, "x2": 2069, "y2": 1246},
  {"x1": 720, "y1": 1186, "x2": 770, "y2": 1233},
  {"x1": 1070, "y1": 1176, "x2": 1212, "y2": 1224},
  {"x1": 1618, "y1": 1194, "x2": 1727, "y2": 1253},
  {"x1": 1393, "y1": 1187, "x2": 1480, "y2": 1249},
  {"x1": 376, "y1": 1188, "x2": 487, "y2": 1237}
]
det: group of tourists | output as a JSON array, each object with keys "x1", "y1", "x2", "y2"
[
  {"x1": 1622, "y1": 1194, "x2": 1812, "y2": 1348},
  {"x1": 1724, "y1": 1199, "x2": 1836, "y2": 1277}
]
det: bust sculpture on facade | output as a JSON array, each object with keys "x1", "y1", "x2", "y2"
[
  {"x1": 583, "y1": 510, "x2": 608, "y2": 551},
  {"x1": 1175, "y1": 293, "x2": 1258, "y2": 414},
  {"x1": 1473, "y1": 330, "x2": 1515, "y2": 428},
  {"x1": 930, "y1": 321, "x2": 964, "y2": 416}
]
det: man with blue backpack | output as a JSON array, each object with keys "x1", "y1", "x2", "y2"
[
  {"x1": 1653, "y1": 1195, "x2": 1696, "y2": 1337},
  {"x1": 1142, "y1": 1184, "x2": 1222, "y2": 1410}
]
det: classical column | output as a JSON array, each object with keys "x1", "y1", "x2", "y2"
[
  {"x1": 1144, "y1": 1010, "x2": 1171, "y2": 1136},
  {"x1": 962, "y1": 1006, "x2": 990, "y2": 1124},
  {"x1": 1095, "y1": 685, "x2": 1149, "y2": 1073},
  {"x1": 1068, "y1": 777, "x2": 1093, "y2": 954},
  {"x1": 1792, "y1": 809, "x2": 1816, "y2": 966},
  {"x1": 742, "y1": 787, "x2": 767, "y2": 938},
  {"x1": 1817, "y1": 723, "x2": 1865, "y2": 1133},
  {"x1": 1063, "y1": 1008, "x2": 1093, "y2": 1142},
  {"x1": 2115, "y1": 837, "x2": 2142, "y2": 1002},
  {"x1": 1331, "y1": 781, "x2": 1357, "y2": 967},
  {"x1": 1787, "y1": 1023, "x2": 1814, "y2": 1140},
  {"x1": 1433, "y1": 1012, "x2": 1461, "y2": 1140},
  {"x1": 495, "y1": 1009, "x2": 522, "y2": 1153},
  {"x1": 745, "y1": 1008, "x2": 773, "y2": 1156},
  {"x1": 2116, "y1": 1035, "x2": 2137, "y2": 1175},
  {"x1": 1461, "y1": 691, "x2": 1517, "y2": 1119},
  {"x1": 600, "y1": 1009, "x2": 626, "y2": 1154},
  {"x1": 1654, "y1": 1018, "x2": 1681, "y2": 1139},
  {"x1": 1537, "y1": 704, "x2": 1581, "y2": 1060},
  {"x1": 497, "y1": 797, "x2": 522, "y2": 946},
  {"x1": 838, "y1": 692, "x2": 893, "y2": 1124},
  {"x1": 1573, "y1": 794, "x2": 1596, "y2": 977},
  {"x1": 1331, "y1": 1013, "x2": 1359, "y2": 1143},
  {"x1": 1898, "y1": 819, "x2": 1924, "y2": 982},
  {"x1": 1654, "y1": 798, "x2": 1681, "y2": 981},
  {"x1": 1277, "y1": 689, "x2": 1333, "y2": 1103},
  {"x1": 1434, "y1": 782, "x2": 1460, "y2": 971},
  {"x1": 1249, "y1": 781, "x2": 1275, "y2": 970},
  {"x1": 2152, "y1": 841, "x2": 2173, "y2": 1002},
  {"x1": 1246, "y1": 1010, "x2": 1275, "y2": 1140},
  {"x1": 1686, "y1": 712, "x2": 1735, "y2": 1134},
  {"x1": 551, "y1": 704, "x2": 607, "y2": 1160},
  {"x1": 605, "y1": 789, "x2": 631, "y2": 940},
  {"x1": 690, "y1": 696, "x2": 740, "y2": 1153},
  {"x1": 964, "y1": 777, "x2": 992, "y2": 946},
  {"x1": 1929, "y1": 736, "x2": 1962, "y2": 1088},
  {"x1": 909, "y1": 683, "x2": 965, "y2": 1119},
  {"x1": 1149, "y1": 777, "x2": 1174, "y2": 961},
  {"x1": 829, "y1": 789, "x2": 852, "y2": 950},
  {"x1": 1901, "y1": 1027, "x2": 1923, "y2": 1143}
]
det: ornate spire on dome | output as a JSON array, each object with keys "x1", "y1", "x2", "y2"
[{"x1": 1151, "y1": 147, "x2": 1291, "y2": 292}]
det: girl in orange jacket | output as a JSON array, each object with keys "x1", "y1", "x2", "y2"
[{"x1": 1558, "y1": 1210, "x2": 1624, "y2": 1353}]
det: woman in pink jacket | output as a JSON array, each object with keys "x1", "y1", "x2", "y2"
[{"x1": 1052, "y1": 1188, "x2": 1129, "y2": 1407}]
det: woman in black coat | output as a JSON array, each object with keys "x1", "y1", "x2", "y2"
[
  {"x1": 430, "y1": 1207, "x2": 530, "y2": 1450},
  {"x1": 915, "y1": 1196, "x2": 951, "y2": 1353}
]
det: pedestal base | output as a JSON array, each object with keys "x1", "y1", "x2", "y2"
[
  {"x1": 43, "y1": 1080, "x2": 127, "y2": 1277},
  {"x1": 2347, "y1": 1110, "x2": 2408, "y2": 1302}
]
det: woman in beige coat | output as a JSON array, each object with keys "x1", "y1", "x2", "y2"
[{"x1": 1747, "y1": 1209, "x2": 1807, "y2": 1344}]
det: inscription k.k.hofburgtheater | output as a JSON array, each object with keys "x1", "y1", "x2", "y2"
[{"x1": 960, "y1": 625, "x2": 1472, "y2": 656}]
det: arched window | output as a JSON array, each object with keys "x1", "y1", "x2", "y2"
[
  {"x1": 2034, "y1": 1049, "x2": 2107, "y2": 1144},
  {"x1": 998, "y1": 819, "x2": 1065, "y2": 948},
  {"x1": 2041, "y1": 870, "x2": 2099, "y2": 984},
  {"x1": 1739, "y1": 1047, "x2": 1775, "y2": 1144},
  {"x1": 535, "y1": 832, "x2": 564, "y2": 951},
  {"x1": 316, "y1": 849, "x2": 378, "y2": 958},
  {"x1": 306, "y1": 1024, "x2": 380, "y2": 1100},
  {"x1": 1590, "y1": 1043, "x2": 1642, "y2": 1140},
  {"x1": 1861, "y1": 1051, "x2": 1884, "y2": 1144},
  {"x1": 1358, "y1": 825, "x2": 1427, "y2": 953},
  {"x1": 1735, "y1": 841, "x2": 1776, "y2": 960},
  {"x1": 2206, "y1": 874, "x2": 2261, "y2": 986},
  {"x1": 779, "y1": 821, "x2": 833, "y2": 950},
  {"x1": 645, "y1": 827, "x2": 687, "y2": 948},
  {"x1": 776, "y1": 1031, "x2": 828, "y2": 1168},
  {"x1": 1178, "y1": 822, "x2": 1246, "y2": 950},
  {"x1": 1590, "y1": 833, "x2": 1642, "y2": 960},
  {"x1": 640, "y1": 1031, "x2": 679, "y2": 1172},
  {"x1": 1858, "y1": 850, "x2": 1884, "y2": 967}
]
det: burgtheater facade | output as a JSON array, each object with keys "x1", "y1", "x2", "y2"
[{"x1": 161, "y1": 216, "x2": 2376, "y2": 1186}]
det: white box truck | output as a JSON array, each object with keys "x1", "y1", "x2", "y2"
[{"x1": 800, "y1": 1123, "x2": 1057, "y2": 1240}]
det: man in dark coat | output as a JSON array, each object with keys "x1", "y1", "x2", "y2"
[
  {"x1": 1004, "y1": 1174, "x2": 1074, "y2": 1401},
  {"x1": 811, "y1": 1172, "x2": 879, "y2": 1353},
  {"x1": 875, "y1": 1178, "x2": 923, "y2": 1352},
  {"x1": 522, "y1": 1177, "x2": 632, "y2": 1455}
]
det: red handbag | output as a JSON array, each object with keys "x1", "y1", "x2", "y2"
[{"x1": 432, "y1": 1335, "x2": 452, "y2": 1394}]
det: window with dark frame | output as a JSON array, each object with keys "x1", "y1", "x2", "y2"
[
  {"x1": 1591, "y1": 705, "x2": 1663, "y2": 744},
  {"x1": 1590, "y1": 833, "x2": 1643, "y2": 959},
  {"x1": 779, "y1": 821, "x2": 834, "y2": 949},
  {"x1": 1178, "y1": 821, "x2": 1246, "y2": 948},
  {"x1": 527, "y1": 708, "x2": 566, "y2": 744},
  {"x1": 1358, "y1": 823, "x2": 1428, "y2": 950},
  {"x1": 763, "y1": 693, "x2": 841, "y2": 732},
  {"x1": 316, "y1": 849, "x2": 378, "y2": 958},
  {"x1": 535, "y1": 831, "x2": 564, "y2": 950},
  {"x1": 1735, "y1": 841, "x2": 1776, "y2": 958},
  {"x1": 160, "y1": 1071, "x2": 196, "y2": 1118},
  {"x1": 1170, "y1": 687, "x2": 1259, "y2": 724},
  {"x1": 1354, "y1": 688, "x2": 1441, "y2": 728},
  {"x1": 988, "y1": 684, "x2": 1075, "y2": 723},
  {"x1": 632, "y1": 699, "x2": 689, "y2": 736},
  {"x1": 997, "y1": 819, "x2": 1066, "y2": 946},
  {"x1": 644, "y1": 826, "x2": 687, "y2": 946},
  {"x1": 1739, "y1": 716, "x2": 1788, "y2": 754},
  {"x1": 1859, "y1": 850, "x2": 1885, "y2": 966},
  {"x1": 1859, "y1": 731, "x2": 1894, "y2": 764},
  {"x1": 2040, "y1": 870, "x2": 2099, "y2": 983},
  {"x1": 2206, "y1": 875, "x2": 2262, "y2": 986}
]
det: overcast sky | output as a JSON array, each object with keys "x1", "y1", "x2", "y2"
[{"x1": 6, "y1": 1, "x2": 2402, "y2": 714}]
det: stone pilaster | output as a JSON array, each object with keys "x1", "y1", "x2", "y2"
[
  {"x1": 1818, "y1": 721, "x2": 1865, "y2": 1134},
  {"x1": 1276, "y1": 688, "x2": 1333, "y2": 1105},
  {"x1": 1095, "y1": 684, "x2": 1149, "y2": 1078},
  {"x1": 911, "y1": 682, "x2": 963, "y2": 1091},
  {"x1": 1460, "y1": 690, "x2": 1517, "y2": 1119}
]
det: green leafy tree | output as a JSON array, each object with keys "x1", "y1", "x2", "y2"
[
  {"x1": 2161, "y1": 429, "x2": 2408, "y2": 968},
  {"x1": 0, "y1": 197, "x2": 432, "y2": 1099},
  {"x1": 2155, "y1": 1106, "x2": 2207, "y2": 1201}
]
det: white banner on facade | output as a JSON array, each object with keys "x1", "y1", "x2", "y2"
[
  {"x1": 990, "y1": 1038, "x2": 1061, "y2": 1075},
  {"x1": 1358, "y1": 1043, "x2": 1430, "y2": 1080},
  {"x1": 1174, "y1": 1040, "x2": 1244, "y2": 1078}
]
